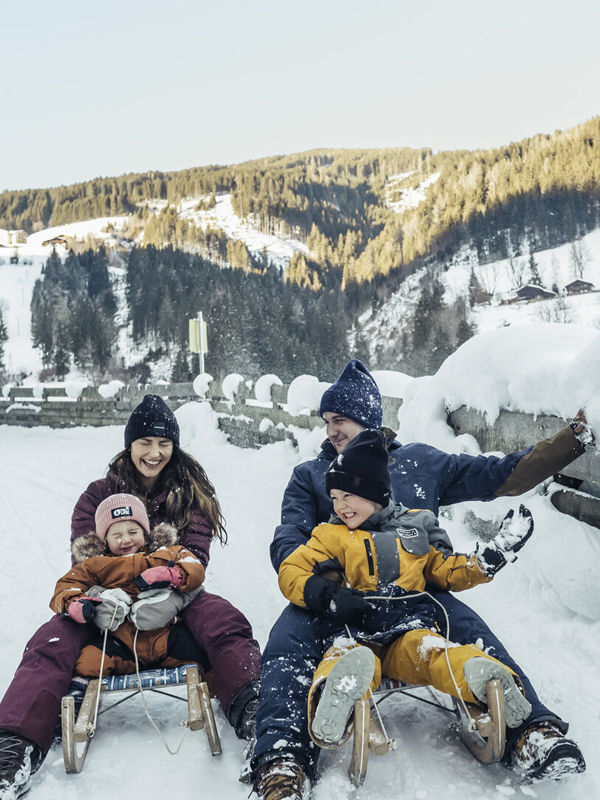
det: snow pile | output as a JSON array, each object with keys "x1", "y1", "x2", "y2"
[
  {"x1": 386, "y1": 172, "x2": 441, "y2": 213},
  {"x1": 398, "y1": 324, "x2": 600, "y2": 453},
  {"x1": 286, "y1": 374, "x2": 329, "y2": 415},
  {"x1": 254, "y1": 374, "x2": 282, "y2": 403},
  {"x1": 222, "y1": 373, "x2": 245, "y2": 400}
]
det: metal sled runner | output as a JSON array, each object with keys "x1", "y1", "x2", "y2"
[
  {"x1": 349, "y1": 677, "x2": 506, "y2": 787},
  {"x1": 61, "y1": 664, "x2": 221, "y2": 774}
]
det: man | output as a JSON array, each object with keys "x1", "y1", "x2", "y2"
[{"x1": 252, "y1": 359, "x2": 591, "y2": 800}]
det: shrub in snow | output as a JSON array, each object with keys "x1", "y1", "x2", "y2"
[
  {"x1": 222, "y1": 373, "x2": 245, "y2": 400},
  {"x1": 98, "y1": 380, "x2": 125, "y2": 399},
  {"x1": 259, "y1": 418, "x2": 274, "y2": 433},
  {"x1": 255, "y1": 374, "x2": 282, "y2": 403},
  {"x1": 193, "y1": 373, "x2": 214, "y2": 398}
]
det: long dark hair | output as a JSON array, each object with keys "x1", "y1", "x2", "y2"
[{"x1": 105, "y1": 444, "x2": 227, "y2": 544}]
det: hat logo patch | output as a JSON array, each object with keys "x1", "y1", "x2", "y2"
[
  {"x1": 111, "y1": 506, "x2": 133, "y2": 519},
  {"x1": 397, "y1": 527, "x2": 418, "y2": 538}
]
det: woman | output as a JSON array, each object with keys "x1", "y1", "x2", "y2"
[{"x1": 0, "y1": 395, "x2": 261, "y2": 799}]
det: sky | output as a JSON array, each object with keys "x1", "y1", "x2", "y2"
[{"x1": 1, "y1": 0, "x2": 600, "y2": 192}]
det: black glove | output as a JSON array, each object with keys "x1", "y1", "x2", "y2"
[
  {"x1": 304, "y1": 576, "x2": 370, "y2": 626},
  {"x1": 477, "y1": 505, "x2": 534, "y2": 576}
]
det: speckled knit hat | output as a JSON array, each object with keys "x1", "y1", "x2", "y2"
[
  {"x1": 94, "y1": 493, "x2": 150, "y2": 541},
  {"x1": 326, "y1": 429, "x2": 391, "y2": 507},
  {"x1": 124, "y1": 394, "x2": 180, "y2": 447},
  {"x1": 319, "y1": 359, "x2": 383, "y2": 428}
]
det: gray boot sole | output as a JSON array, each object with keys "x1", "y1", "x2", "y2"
[
  {"x1": 464, "y1": 657, "x2": 532, "y2": 729},
  {"x1": 312, "y1": 647, "x2": 376, "y2": 745}
]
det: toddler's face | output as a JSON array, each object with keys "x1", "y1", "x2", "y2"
[
  {"x1": 330, "y1": 490, "x2": 381, "y2": 530},
  {"x1": 105, "y1": 520, "x2": 146, "y2": 556}
]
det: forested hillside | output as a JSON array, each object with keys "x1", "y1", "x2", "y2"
[{"x1": 3, "y1": 116, "x2": 600, "y2": 293}]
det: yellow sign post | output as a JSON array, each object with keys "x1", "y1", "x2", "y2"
[{"x1": 189, "y1": 313, "x2": 208, "y2": 373}]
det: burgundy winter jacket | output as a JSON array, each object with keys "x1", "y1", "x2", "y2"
[{"x1": 71, "y1": 478, "x2": 213, "y2": 568}]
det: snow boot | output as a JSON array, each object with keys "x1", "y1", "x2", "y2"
[
  {"x1": 0, "y1": 731, "x2": 43, "y2": 800},
  {"x1": 312, "y1": 645, "x2": 376, "y2": 746},
  {"x1": 512, "y1": 721, "x2": 586, "y2": 782},
  {"x1": 252, "y1": 754, "x2": 308, "y2": 800},
  {"x1": 464, "y1": 657, "x2": 532, "y2": 728},
  {"x1": 238, "y1": 697, "x2": 258, "y2": 784}
]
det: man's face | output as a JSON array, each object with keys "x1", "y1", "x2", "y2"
[{"x1": 322, "y1": 412, "x2": 366, "y2": 453}]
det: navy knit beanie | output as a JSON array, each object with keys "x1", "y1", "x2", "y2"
[
  {"x1": 124, "y1": 394, "x2": 180, "y2": 447},
  {"x1": 319, "y1": 359, "x2": 383, "y2": 428},
  {"x1": 326, "y1": 429, "x2": 391, "y2": 508}
]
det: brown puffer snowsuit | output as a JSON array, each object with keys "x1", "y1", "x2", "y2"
[{"x1": 50, "y1": 524, "x2": 205, "y2": 676}]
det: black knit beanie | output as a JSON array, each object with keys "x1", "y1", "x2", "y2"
[
  {"x1": 124, "y1": 394, "x2": 180, "y2": 447},
  {"x1": 325, "y1": 428, "x2": 391, "y2": 507},
  {"x1": 319, "y1": 359, "x2": 383, "y2": 428}
]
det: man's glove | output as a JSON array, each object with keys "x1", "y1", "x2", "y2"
[
  {"x1": 304, "y1": 575, "x2": 371, "y2": 626},
  {"x1": 476, "y1": 505, "x2": 534, "y2": 576},
  {"x1": 135, "y1": 565, "x2": 184, "y2": 591},
  {"x1": 130, "y1": 585, "x2": 204, "y2": 630},
  {"x1": 86, "y1": 586, "x2": 133, "y2": 631},
  {"x1": 67, "y1": 596, "x2": 102, "y2": 624},
  {"x1": 570, "y1": 408, "x2": 595, "y2": 447}
]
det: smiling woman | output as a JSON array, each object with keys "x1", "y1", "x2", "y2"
[{"x1": 0, "y1": 395, "x2": 261, "y2": 796}]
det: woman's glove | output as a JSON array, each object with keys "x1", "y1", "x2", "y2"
[
  {"x1": 135, "y1": 565, "x2": 184, "y2": 591},
  {"x1": 67, "y1": 596, "x2": 102, "y2": 624},
  {"x1": 86, "y1": 586, "x2": 133, "y2": 631},
  {"x1": 304, "y1": 575, "x2": 371, "y2": 626},
  {"x1": 476, "y1": 505, "x2": 534, "y2": 576}
]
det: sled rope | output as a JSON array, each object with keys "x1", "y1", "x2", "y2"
[
  {"x1": 132, "y1": 628, "x2": 190, "y2": 755},
  {"x1": 87, "y1": 604, "x2": 120, "y2": 737},
  {"x1": 363, "y1": 592, "x2": 477, "y2": 730}
]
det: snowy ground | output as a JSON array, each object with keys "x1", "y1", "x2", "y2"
[{"x1": 1, "y1": 379, "x2": 599, "y2": 800}]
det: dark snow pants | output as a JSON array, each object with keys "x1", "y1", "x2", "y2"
[
  {"x1": 253, "y1": 590, "x2": 565, "y2": 781},
  {"x1": 0, "y1": 590, "x2": 261, "y2": 753}
]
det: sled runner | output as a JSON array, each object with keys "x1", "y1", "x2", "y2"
[
  {"x1": 348, "y1": 677, "x2": 506, "y2": 787},
  {"x1": 61, "y1": 664, "x2": 221, "y2": 774}
]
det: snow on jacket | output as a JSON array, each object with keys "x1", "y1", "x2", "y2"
[
  {"x1": 271, "y1": 426, "x2": 584, "y2": 572},
  {"x1": 71, "y1": 478, "x2": 213, "y2": 568},
  {"x1": 279, "y1": 501, "x2": 491, "y2": 609},
  {"x1": 51, "y1": 524, "x2": 205, "y2": 667}
]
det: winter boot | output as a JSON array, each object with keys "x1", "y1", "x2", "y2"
[
  {"x1": 312, "y1": 645, "x2": 376, "y2": 746},
  {"x1": 0, "y1": 731, "x2": 44, "y2": 800},
  {"x1": 53, "y1": 676, "x2": 89, "y2": 743},
  {"x1": 512, "y1": 721, "x2": 586, "y2": 782},
  {"x1": 252, "y1": 754, "x2": 308, "y2": 800},
  {"x1": 463, "y1": 657, "x2": 532, "y2": 729},
  {"x1": 238, "y1": 697, "x2": 258, "y2": 784}
]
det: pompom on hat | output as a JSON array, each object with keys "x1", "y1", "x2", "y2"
[
  {"x1": 95, "y1": 493, "x2": 150, "y2": 542},
  {"x1": 326, "y1": 428, "x2": 391, "y2": 508},
  {"x1": 124, "y1": 394, "x2": 180, "y2": 448},
  {"x1": 319, "y1": 359, "x2": 383, "y2": 429}
]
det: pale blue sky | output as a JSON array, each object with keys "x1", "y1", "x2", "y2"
[{"x1": 1, "y1": 0, "x2": 599, "y2": 191}]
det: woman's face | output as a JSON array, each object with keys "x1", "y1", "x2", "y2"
[{"x1": 130, "y1": 437, "x2": 174, "y2": 488}]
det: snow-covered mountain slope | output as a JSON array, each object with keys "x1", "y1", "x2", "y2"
[{"x1": 356, "y1": 228, "x2": 600, "y2": 361}]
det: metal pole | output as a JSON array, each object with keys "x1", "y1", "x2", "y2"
[{"x1": 198, "y1": 311, "x2": 205, "y2": 375}]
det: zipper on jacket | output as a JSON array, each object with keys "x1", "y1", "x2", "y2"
[{"x1": 364, "y1": 539, "x2": 375, "y2": 576}]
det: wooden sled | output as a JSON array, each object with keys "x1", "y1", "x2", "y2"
[
  {"x1": 349, "y1": 677, "x2": 506, "y2": 787},
  {"x1": 61, "y1": 664, "x2": 221, "y2": 774}
]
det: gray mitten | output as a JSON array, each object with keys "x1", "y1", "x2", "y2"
[
  {"x1": 130, "y1": 585, "x2": 204, "y2": 631},
  {"x1": 86, "y1": 586, "x2": 132, "y2": 631}
]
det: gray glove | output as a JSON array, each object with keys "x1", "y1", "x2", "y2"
[
  {"x1": 86, "y1": 586, "x2": 132, "y2": 631},
  {"x1": 129, "y1": 585, "x2": 204, "y2": 631},
  {"x1": 476, "y1": 505, "x2": 534, "y2": 576}
]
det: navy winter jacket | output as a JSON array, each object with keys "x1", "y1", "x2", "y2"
[{"x1": 271, "y1": 438, "x2": 529, "y2": 571}]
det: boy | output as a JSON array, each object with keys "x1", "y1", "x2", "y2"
[{"x1": 278, "y1": 429, "x2": 536, "y2": 748}]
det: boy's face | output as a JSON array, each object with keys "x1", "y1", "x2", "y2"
[
  {"x1": 330, "y1": 489, "x2": 381, "y2": 530},
  {"x1": 322, "y1": 413, "x2": 366, "y2": 454},
  {"x1": 105, "y1": 520, "x2": 146, "y2": 556}
]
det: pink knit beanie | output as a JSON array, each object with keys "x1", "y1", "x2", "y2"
[{"x1": 95, "y1": 493, "x2": 150, "y2": 541}]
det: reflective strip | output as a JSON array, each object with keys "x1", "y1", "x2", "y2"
[{"x1": 370, "y1": 530, "x2": 401, "y2": 585}]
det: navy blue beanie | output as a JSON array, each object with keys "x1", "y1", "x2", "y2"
[
  {"x1": 326, "y1": 429, "x2": 391, "y2": 507},
  {"x1": 124, "y1": 394, "x2": 180, "y2": 447},
  {"x1": 319, "y1": 359, "x2": 383, "y2": 429}
]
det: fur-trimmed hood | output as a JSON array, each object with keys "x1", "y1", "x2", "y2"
[{"x1": 71, "y1": 523, "x2": 179, "y2": 564}]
